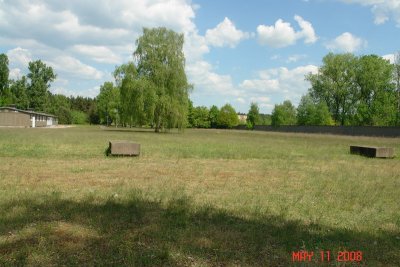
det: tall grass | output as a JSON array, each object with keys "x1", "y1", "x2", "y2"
[{"x1": 0, "y1": 126, "x2": 399, "y2": 266}]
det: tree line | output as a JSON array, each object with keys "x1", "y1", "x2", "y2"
[{"x1": 187, "y1": 101, "x2": 269, "y2": 129}]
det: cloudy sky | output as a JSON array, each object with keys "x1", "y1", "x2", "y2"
[{"x1": 0, "y1": 0, "x2": 399, "y2": 113}]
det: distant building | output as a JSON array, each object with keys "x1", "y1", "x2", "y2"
[
  {"x1": 0, "y1": 106, "x2": 58, "y2": 128},
  {"x1": 237, "y1": 112, "x2": 247, "y2": 123}
]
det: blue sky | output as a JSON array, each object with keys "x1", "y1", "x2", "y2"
[{"x1": 0, "y1": 0, "x2": 399, "y2": 113}]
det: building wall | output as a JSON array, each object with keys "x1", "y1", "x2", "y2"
[
  {"x1": 34, "y1": 114, "x2": 47, "y2": 127},
  {"x1": 0, "y1": 110, "x2": 30, "y2": 127},
  {"x1": 238, "y1": 114, "x2": 247, "y2": 123},
  {"x1": 35, "y1": 120, "x2": 47, "y2": 127},
  {"x1": 0, "y1": 108, "x2": 58, "y2": 127}
]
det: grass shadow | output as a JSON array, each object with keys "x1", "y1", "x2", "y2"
[{"x1": 0, "y1": 191, "x2": 399, "y2": 266}]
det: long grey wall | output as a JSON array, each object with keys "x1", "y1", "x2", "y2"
[{"x1": 235, "y1": 125, "x2": 400, "y2": 137}]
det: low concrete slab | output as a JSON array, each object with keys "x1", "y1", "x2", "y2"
[
  {"x1": 350, "y1": 145, "x2": 394, "y2": 158},
  {"x1": 108, "y1": 140, "x2": 140, "y2": 156}
]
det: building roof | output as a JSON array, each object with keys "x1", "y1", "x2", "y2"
[{"x1": 0, "y1": 106, "x2": 57, "y2": 118}]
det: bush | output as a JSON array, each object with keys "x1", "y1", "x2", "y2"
[
  {"x1": 71, "y1": 110, "x2": 88, "y2": 124},
  {"x1": 56, "y1": 106, "x2": 73, "y2": 124},
  {"x1": 217, "y1": 104, "x2": 239, "y2": 128},
  {"x1": 271, "y1": 100, "x2": 296, "y2": 126}
]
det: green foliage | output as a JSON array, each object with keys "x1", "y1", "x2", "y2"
[
  {"x1": 246, "y1": 102, "x2": 260, "y2": 129},
  {"x1": 307, "y1": 52, "x2": 398, "y2": 126},
  {"x1": 70, "y1": 96, "x2": 93, "y2": 114},
  {"x1": 306, "y1": 53, "x2": 357, "y2": 125},
  {"x1": 209, "y1": 105, "x2": 219, "y2": 128},
  {"x1": 297, "y1": 94, "x2": 333, "y2": 125},
  {"x1": 113, "y1": 62, "x2": 137, "y2": 87},
  {"x1": 217, "y1": 104, "x2": 239, "y2": 128},
  {"x1": 57, "y1": 106, "x2": 73, "y2": 124},
  {"x1": 88, "y1": 101, "x2": 100, "y2": 125},
  {"x1": 0, "y1": 88, "x2": 13, "y2": 107},
  {"x1": 71, "y1": 110, "x2": 88, "y2": 124},
  {"x1": 191, "y1": 106, "x2": 210, "y2": 128},
  {"x1": 394, "y1": 52, "x2": 400, "y2": 125},
  {"x1": 97, "y1": 82, "x2": 120, "y2": 126},
  {"x1": 10, "y1": 76, "x2": 29, "y2": 109},
  {"x1": 120, "y1": 75, "x2": 155, "y2": 127},
  {"x1": 114, "y1": 62, "x2": 151, "y2": 127},
  {"x1": 271, "y1": 100, "x2": 296, "y2": 126},
  {"x1": 134, "y1": 27, "x2": 191, "y2": 132},
  {"x1": 187, "y1": 99, "x2": 194, "y2": 128},
  {"x1": 47, "y1": 94, "x2": 72, "y2": 124},
  {"x1": 0, "y1": 53, "x2": 9, "y2": 101},
  {"x1": 353, "y1": 55, "x2": 396, "y2": 125},
  {"x1": 259, "y1": 114, "x2": 272, "y2": 126},
  {"x1": 27, "y1": 60, "x2": 56, "y2": 111}
]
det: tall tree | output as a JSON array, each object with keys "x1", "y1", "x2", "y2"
[
  {"x1": 27, "y1": 60, "x2": 56, "y2": 111},
  {"x1": 88, "y1": 100, "x2": 100, "y2": 125},
  {"x1": 121, "y1": 76, "x2": 155, "y2": 127},
  {"x1": 209, "y1": 105, "x2": 219, "y2": 128},
  {"x1": 10, "y1": 76, "x2": 29, "y2": 109},
  {"x1": 0, "y1": 54, "x2": 9, "y2": 93},
  {"x1": 191, "y1": 106, "x2": 210, "y2": 128},
  {"x1": 187, "y1": 99, "x2": 194, "y2": 127},
  {"x1": 134, "y1": 27, "x2": 191, "y2": 132},
  {"x1": 97, "y1": 82, "x2": 120, "y2": 126},
  {"x1": 113, "y1": 62, "x2": 137, "y2": 88},
  {"x1": 394, "y1": 52, "x2": 400, "y2": 123},
  {"x1": 246, "y1": 102, "x2": 260, "y2": 129},
  {"x1": 217, "y1": 104, "x2": 239, "y2": 128},
  {"x1": 271, "y1": 100, "x2": 296, "y2": 126},
  {"x1": 297, "y1": 94, "x2": 333, "y2": 125},
  {"x1": 307, "y1": 53, "x2": 357, "y2": 125},
  {"x1": 115, "y1": 62, "x2": 157, "y2": 127},
  {"x1": 47, "y1": 94, "x2": 72, "y2": 124},
  {"x1": 353, "y1": 55, "x2": 395, "y2": 125}
]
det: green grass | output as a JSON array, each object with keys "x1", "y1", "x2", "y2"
[{"x1": 0, "y1": 126, "x2": 399, "y2": 266}]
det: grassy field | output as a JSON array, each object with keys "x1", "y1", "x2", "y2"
[{"x1": 0, "y1": 126, "x2": 399, "y2": 266}]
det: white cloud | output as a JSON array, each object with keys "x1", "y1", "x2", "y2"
[
  {"x1": 239, "y1": 65, "x2": 318, "y2": 105},
  {"x1": 235, "y1": 97, "x2": 246, "y2": 104},
  {"x1": 7, "y1": 47, "x2": 32, "y2": 67},
  {"x1": 183, "y1": 31, "x2": 209, "y2": 63},
  {"x1": 257, "y1": 19, "x2": 297, "y2": 48},
  {"x1": 294, "y1": 15, "x2": 318, "y2": 44},
  {"x1": 186, "y1": 60, "x2": 240, "y2": 97},
  {"x1": 250, "y1": 96, "x2": 271, "y2": 103},
  {"x1": 47, "y1": 56, "x2": 104, "y2": 80},
  {"x1": 0, "y1": 0, "x2": 199, "y2": 97},
  {"x1": 249, "y1": 96, "x2": 273, "y2": 112},
  {"x1": 287, "y1": 54, "x2": 307, "y2": 63},
  {"x1": 270, "y1": 54, "x2": 280, "y2": 60},
  {"x1": 51, "y1": 85, "x2": 100, "y2": 98},
  {"x1": 240, "y1": 78, "x2": 280, "y2": 93},
  {"x1": 257, "y1": 15, "x2": 317, "y2": 48},
  {"x1": 205, "y1": 17, "x2": 250, "y2": 48},
  {"x1": 325, "y1": 32, "x2": 367, "y2": 52},
  {"x1": 340, "y1": 0, "x2": 400, "y2": 26},
  {"x1": 71, "y1": 45, "x2": 122, "y2": 64},
  {"x1": 382, "y1": 53, "x2": 396, "y2": 63},
  {"x1": 9, "y1": 68, "x2": 22, "y2": 80}
]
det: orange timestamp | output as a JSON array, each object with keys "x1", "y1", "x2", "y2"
[{"x1": 292, "y1": 250, "x2": 363, "y2": 263}]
